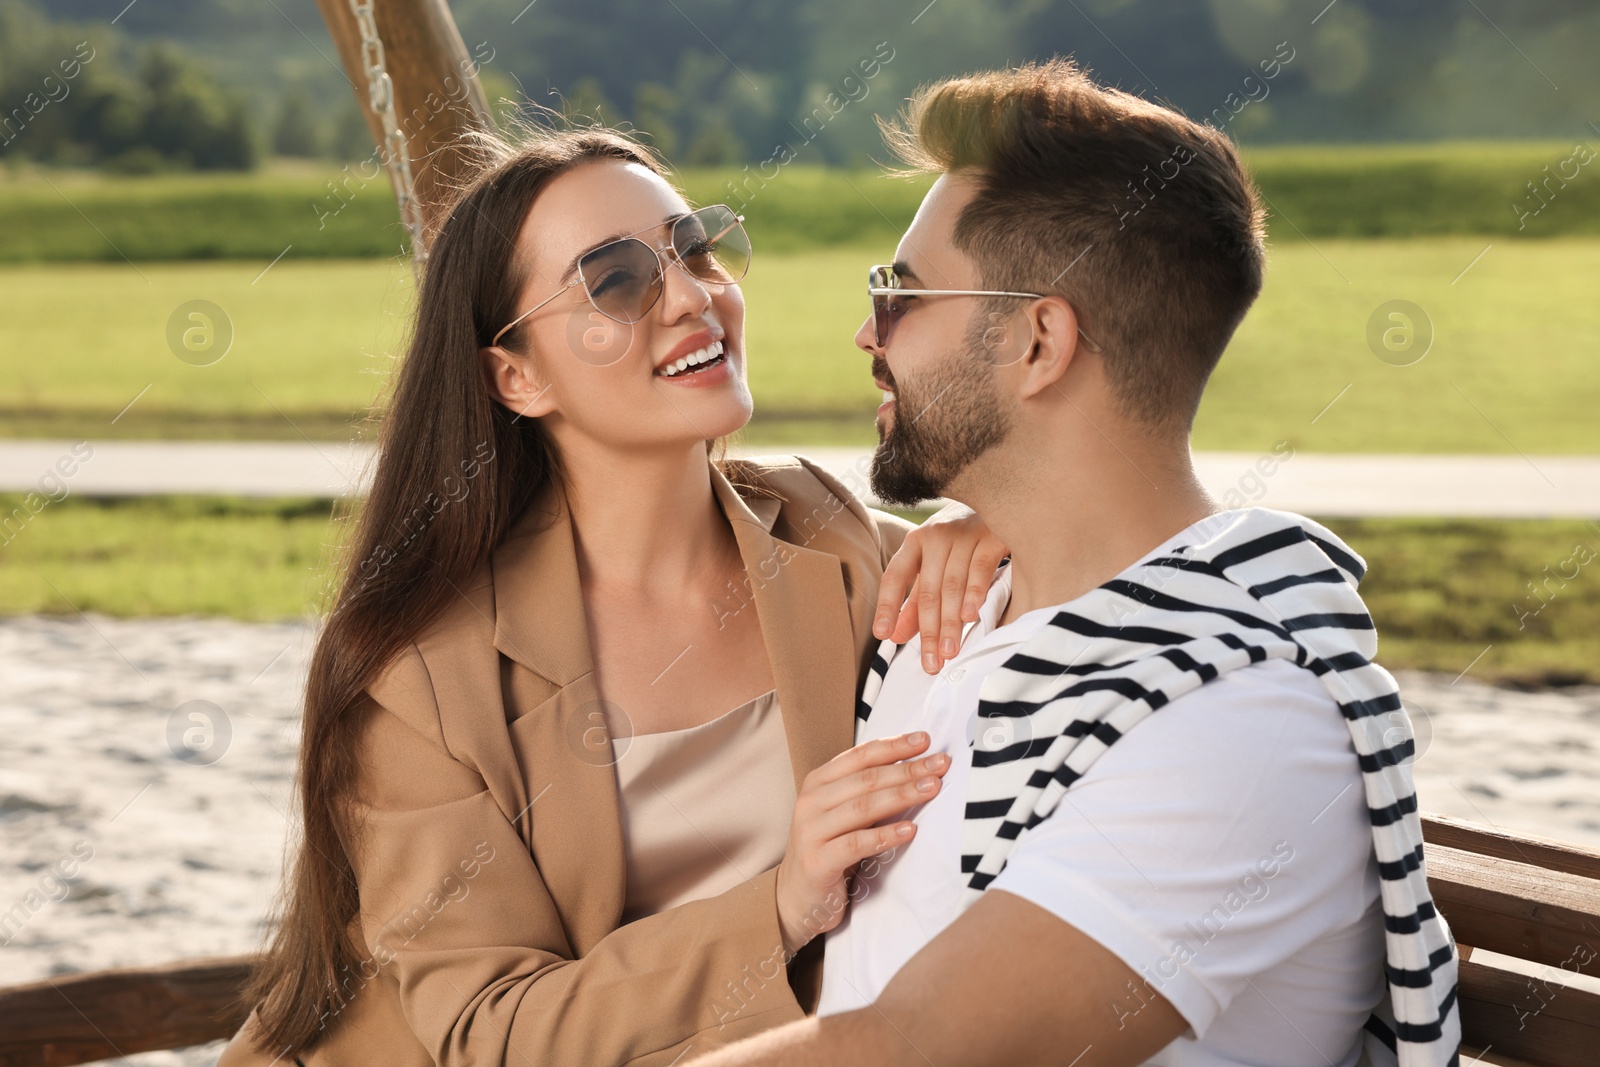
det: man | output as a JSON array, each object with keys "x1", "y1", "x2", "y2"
[{"x1": 692, "y1": 60, "x2": 1459, "y2": 1067}]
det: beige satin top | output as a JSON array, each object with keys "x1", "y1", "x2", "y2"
[{"x1": 612, "y1": 690, "x2": 796, "y2": 924}]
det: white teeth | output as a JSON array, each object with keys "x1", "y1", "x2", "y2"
[
  {"x1": 658, "y1": 340, "x2": 725, "y2": 377},
  {"x1": 883, "y1": 391, "x2": 894, "y2": 402}
]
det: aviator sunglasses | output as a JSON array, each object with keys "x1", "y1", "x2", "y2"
[
  {"x1": 866, "y1": 264, "x2": 1042, "y2": 348},
  {"x1": 492, "y1": 204, "x2": 751, "y2": 346},
  {"x1": 866, "y1": 263, "x2": 1104, "y2": 352}
]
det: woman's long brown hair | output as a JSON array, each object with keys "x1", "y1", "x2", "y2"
[{"x1": 244, "y1": 126, "x2": 679, "y2": 1055}]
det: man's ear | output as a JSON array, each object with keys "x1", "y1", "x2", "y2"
[
  {"x1": 479, "y1": 344, "x2": 557, "y2": 420},
  {"x1": 1016, "y1": 296, "x2": 1089, "y2": 401}
]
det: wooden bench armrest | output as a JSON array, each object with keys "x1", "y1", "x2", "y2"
[
  {"x1": 0, "y1": 955, "x2": 255, "y2": 1067},
  {"x1": 1423, "y1": 813, "x2": 1600, "y2": 881}
]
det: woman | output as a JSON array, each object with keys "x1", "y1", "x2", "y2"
[{"x1": 220, "y1": 126, "x2": 1005, "y2": 1067}]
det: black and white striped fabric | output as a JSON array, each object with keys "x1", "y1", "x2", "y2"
[{"x1": 856, "y1": 508, "x2": 1460, "y2": 1066}]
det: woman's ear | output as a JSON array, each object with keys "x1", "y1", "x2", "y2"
[{"x1": 479, "y1": 344, "x2": 558, "y2": 419}]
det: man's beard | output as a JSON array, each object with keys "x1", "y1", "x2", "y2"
[{"x1": 870, "y1": 318, "x2": 1013, "y2": 507}]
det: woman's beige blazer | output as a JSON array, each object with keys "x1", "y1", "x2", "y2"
[{"x1": 220, "y1": 455, "x2": 913, "y2": 1067}]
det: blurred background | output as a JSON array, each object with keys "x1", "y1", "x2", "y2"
[{"x1": 0, "y1": 0, "x2": 1596, "y2": 1059}]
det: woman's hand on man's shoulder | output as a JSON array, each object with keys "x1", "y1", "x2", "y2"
[{"x1": 876, "y1": 504, "x2": 1008, "y2": 674}]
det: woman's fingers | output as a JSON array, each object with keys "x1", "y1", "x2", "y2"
[
  {"x1": 891, "y1": 595, "x2": 920, "y2": 651},
  {"x1": 874, "y1": 532, "x2": 923, "y2": 640},
  {"x1": 805, "y1": 768, "x2": 944, "y2": 844},
  {"x1": 884, "y1": 517, "x2": 1010, "y2": 673},
  {"x1": 803, "y1": 731, "x2": 931, "y2": 791},
  {"x1": 799, "y1": 749, "x2": 949, "y2": 840},
  {"x1": 802, "y1": 747, "x2": 950, "y2": 816},
  {"x1": 936, "y1": 537, "x2": 978, "y2": 666},
  {"x1": 913, "y1": 534, "x2": 955, "y2": 672},
  {"x1": 964, "y1": 533, "x2": 1009, "y2": 622},
  {"x1": 814, "y1": 821, "x2": 919, "y2": 881}
]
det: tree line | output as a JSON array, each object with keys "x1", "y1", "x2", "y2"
[
  {"x1": 6, "y1": 0, "x2": 1599, "y2": 174},
  {"x1": 0, "y1": 0, "x2": 367, "y2": 172}
]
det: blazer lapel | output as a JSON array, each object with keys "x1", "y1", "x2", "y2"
[
  {"x1": 491, "y1": 483, "x2": 592, "y2": 690},
  {"x1": 488, "y1": 483, "x2": 628, "y2": 949},
  {"x1": 712, "y1": 468, "x2": 859, "y2": 791}
]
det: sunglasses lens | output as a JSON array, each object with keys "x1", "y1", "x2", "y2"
[
  {"x1": 675, "y1": 206, "x2": 750, "y2": 286},
  {"x1": 870, "y1": 267, "x2": 901, "y2": 346},
  {"x1": 579, "y1": 239, "x2": 663, "y2": 324}
]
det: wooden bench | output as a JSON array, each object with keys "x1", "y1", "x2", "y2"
[
  {"x1": 1422, "y1": 815, "x2": 1600, "y2": 1067},
  {"x1": 0, "y1": 955, "x2": 253, "y2": 1067},
  {"x1": 2, "y1": 813, "x2": 1596, "y2": 1066}
]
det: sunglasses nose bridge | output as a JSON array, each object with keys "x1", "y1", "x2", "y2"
[
  {"x1": 625, "y1": 241, "x2": 723, "y2": 330},
  {"x1": 657, "y1": 243, "x2": 719, "y2": 314}
]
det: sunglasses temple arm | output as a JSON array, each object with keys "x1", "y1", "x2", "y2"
[{"x1": 491, "y1": 283, "x2": 576, "y2": 346}]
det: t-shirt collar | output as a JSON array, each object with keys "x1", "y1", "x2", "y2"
[{"x1": 957, "y1": 563, "x2": 1053, "y2": 657}]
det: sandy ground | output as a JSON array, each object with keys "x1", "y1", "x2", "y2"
[
  {"x1": 2, "y1": 615, "x2": 1598, "y2": 1065},
  {"x1": 1, "y1": 616, "x2": 310, "y2": 1066}
]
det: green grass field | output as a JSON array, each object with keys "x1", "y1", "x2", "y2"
[
  {"x1": 4, "y1": 238, "x2": 1598, "y2": 452},
  {"x1": 0, "y1": 257, "x2": 414, "y2": 439},
  {"x1": 1, "y1": 142, "x2": 1597, "y2": 263},
  {"x1": 2, "y1": 493, "x2": 1594, "y2": 684},
  {"x1": 0, "y1": 495, "x2": 338, "y2": 621}
]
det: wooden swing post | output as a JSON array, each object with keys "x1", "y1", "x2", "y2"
[{"x1": 313, "y1": 0, "x2": 495, "y2": 255}]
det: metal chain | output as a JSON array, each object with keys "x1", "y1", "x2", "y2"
[{"x1": 347, "y1": 0, "x2": 428, "y2": 271}]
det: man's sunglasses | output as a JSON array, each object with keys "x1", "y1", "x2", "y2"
[
  {"x1": 492, "y1": 205, "x2": 750, "y2": 346},
  {"x1": 866, "y1": 264, "x2": 1042, "y2": 347}
]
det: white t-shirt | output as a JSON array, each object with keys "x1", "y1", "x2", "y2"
[{"x1": 818, "y1": 535, "x2": 1386, "y2": 1066}]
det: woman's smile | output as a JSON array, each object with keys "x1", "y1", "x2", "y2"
[
  {"x1": 653, "y1": 327, "x2": 731, "y2": 383},
  {"x1": 655, "y1": 344, "x2": 733, "y2": 387}
]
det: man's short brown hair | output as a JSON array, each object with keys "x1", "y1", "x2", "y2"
[{"x1": 882, "y1": 58, "x2": 1267, "y2": 431}]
